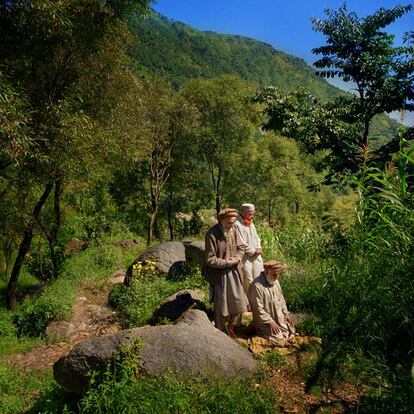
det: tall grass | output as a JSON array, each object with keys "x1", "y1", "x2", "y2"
[{"x1": 303, "y1": 151, "x2": 414, "y2": 410}]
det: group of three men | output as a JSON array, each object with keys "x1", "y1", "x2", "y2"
[{"x1": 203, "y1": 203, "x2": 296, "y2": 341}]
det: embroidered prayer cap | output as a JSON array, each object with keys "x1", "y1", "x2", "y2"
[
  {"x1": 217, "y1": 208, "x2": 239, "y2": 220},
  {"x1": 263, "y1": 260, "x2": 287, "y2": 271},
  {"x1": 241, "y1": 203, "x2": 255, "y2": 211}
]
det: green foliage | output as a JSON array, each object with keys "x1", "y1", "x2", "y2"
[
  {"x1": 109, "y1": 269, "x2": 208, "y2": 328},
  {"x1": 311, "y1": 4, "x2": 414, "y2": 164},
  {"x1": 0, "y1": 361, "x2": 74, "y2": 414},
  {"x1": 129, "y1": 12, "x2": 340, "y2": 101},
  {"x1": 14, "y1": 243, "x2": 127, "y2": 337},
  {"x1": 253, "y1": 86, "x2": 400, "y2": 176},
  {"x1": 182, "y1": 75, "x2": 258, "y2": 213}
]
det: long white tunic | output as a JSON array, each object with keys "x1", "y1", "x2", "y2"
[
  {"x1": 248, "y1": 273, "x2": 295, "y2": 341},
  {"x1": 234, "y1": 220, "x2": 264, "y2": 294}
]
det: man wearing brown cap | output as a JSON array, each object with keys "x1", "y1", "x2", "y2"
[
  {"x1": 248, "y1": 260, "x2": 296, "y2": 342},
  {"x1": 203, "y1": 208, "x2": 248, "y2": 335}
]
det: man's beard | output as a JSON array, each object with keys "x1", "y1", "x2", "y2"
[{"x1": 265, "y1": 274, "x2": 276, "y2": 286}]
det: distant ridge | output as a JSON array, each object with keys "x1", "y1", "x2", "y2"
[
  {"x1": 128, "y1": 13, "x2": 342, "y2": 100},
  {"x1": 128, "y1": 13, "x2": 399, "y2": 143}
]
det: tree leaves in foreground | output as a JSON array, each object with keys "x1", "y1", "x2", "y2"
[{"x1": 0, "y1": 0, "x2": 152, "y2": 309}]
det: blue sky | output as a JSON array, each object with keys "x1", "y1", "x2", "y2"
[{"x1": 153, "y1": 1, "x2": 414, "y2": 125}]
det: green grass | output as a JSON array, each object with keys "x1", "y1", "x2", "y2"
[
  {"x1": 11, "y1": 240, "x2": 143, "y2": 337},
  {"x1": 0, "y1": 362, "x2": 72, "y2": 414}
]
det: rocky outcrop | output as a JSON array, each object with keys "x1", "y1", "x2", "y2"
[
  {"x1": 54, "y1": 310, "x2": 258, "y2": 394},
  {"x1": 124, "y1": 241, "x2": 205, "y2": 285}
]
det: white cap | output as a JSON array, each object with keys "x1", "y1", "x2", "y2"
[{"x1": 241, "y1": 203, "x2": 255, "y2": 211}]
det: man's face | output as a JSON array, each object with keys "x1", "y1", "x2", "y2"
[
  {"x1": 221, "y1": 216, "x2": 237, "y2": 229},
  {"x1": 242, "y1": 209, "x2": 255, "y2": 220},
  {"x1": 265, "y1": 267, "x2": 282, "y2": 281}
]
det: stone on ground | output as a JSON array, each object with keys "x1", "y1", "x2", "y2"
[{"x1": 54, "y1": 309, "x2": 258, "y2": 394}]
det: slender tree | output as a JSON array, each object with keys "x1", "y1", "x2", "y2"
[{"x1": 311, "y1": 4, "x2": 414, "y2": 163}]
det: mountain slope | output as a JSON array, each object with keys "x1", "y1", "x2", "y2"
[
  {"x1": 128, "y1": 13, "x2": 399, "y2": 142},
  {"x1": 128, "y1": 13, "x2": 341, "y2": 100}
]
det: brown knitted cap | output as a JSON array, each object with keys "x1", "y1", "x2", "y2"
[
  {"x1": 218, "y1": 208, "x2": 239, "y2": 220},
  {"x1": 263, "y1": 260, "x2": 287, "y2": 271}
]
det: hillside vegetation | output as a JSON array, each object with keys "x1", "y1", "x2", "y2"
[
  {"x1": 129, "y1": 13, "x2": 341, "y2": 100},
  {"x1": 128, "y1": 12, "x2": 399, "y2": 144}
]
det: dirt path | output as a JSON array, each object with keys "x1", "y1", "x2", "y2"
[{"x1": 7, "y1": 269, "x2": 125, "y2": 372}]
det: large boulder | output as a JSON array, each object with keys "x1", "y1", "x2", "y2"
[
  {"x1": 150, "y1": 289, "x2": 207, "y2": 324},
  {"x1": 124, "y1": 241, "x2": 186, "y2": 285},
  {"x1": 124, "y1": 241, "x2": 206, "y2": 285},
  {"x1": 54, "y1": 310, "x2": 258, "y2": 394}
]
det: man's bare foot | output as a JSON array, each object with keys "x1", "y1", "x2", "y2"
[{"x1": 227, "y1": 325, "x2": 237, "y2": 338}]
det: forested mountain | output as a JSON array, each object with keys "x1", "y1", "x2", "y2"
[
  {"x1": 128, "y1": 12, "x2": 399, "y2": 146},
  {"x1": 128, "y1": 13, "x2": 341, "y2": 100}
]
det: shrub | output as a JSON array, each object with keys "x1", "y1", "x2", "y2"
[{"x1": 109, "y1": 268, "x2": 209, "y2": 328}]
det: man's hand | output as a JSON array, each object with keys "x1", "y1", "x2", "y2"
[
  {"x1": 284, "y1": 313, "x2": 295, "y2": 327},
  {"x1": 268, "y1": 320, "x2": 280, "y2": 335},
  {"x1": 254, "y1": 247, "x2": 262, "y2": 256},
  {"x1": 226, "y1": 257, "x2": 239, "y2": 267}
]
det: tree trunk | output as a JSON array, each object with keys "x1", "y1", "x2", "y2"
[
  {"x1": 147, "y1": 188, "x2": 159, "y2": 245},
  {"x1": 50, "y1": 179, "x2": 63, "y2": 277},
  {"x1": 214, "y1": 164, "x2": 222, "y2": 216},
  {"x1": 1, "y1": 234, "x2": 14, "y2": 282},
  {"x1": 361, "y1": 117, "x2": 371, "y2": 164},
  {"x1": 6, "y1": 181, "x2": 53, "y2": 310},
  {"x1": 168, "y1": 189, "x2": 174, "y2": 241}
]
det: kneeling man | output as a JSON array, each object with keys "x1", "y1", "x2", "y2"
[{"x1": 248, "y1": 260, "x2": 295, "y2": 342}]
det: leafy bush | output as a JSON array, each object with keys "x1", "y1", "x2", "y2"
[{"x1": 109, "y1": 268, "x2": 209, "y2": 328}]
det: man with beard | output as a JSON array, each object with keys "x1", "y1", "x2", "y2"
[
  {"x1": 248, "y1": 260, "x2": 296, "y2": 342},
  {"x1": 203, "y1": 208, "x2": 248, "y2": 336},
  {"x1": 234, "y1": 203, "x2": 264, "y2": 296}
]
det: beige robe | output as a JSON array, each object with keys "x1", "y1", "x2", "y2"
[
  {"x1": 234, "y1": 220, "x2": 264, "y2": 294},
  {"x1": 204, "y1": 224, "x2": 247, "y2": 330},
  {"x1": 248, "y1": 273, "x2": 295, "y2": 341}
]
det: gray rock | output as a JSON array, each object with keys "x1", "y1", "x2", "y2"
[
  {"x1": 54, "y1": 310, "x2": 258, "y2": 394},
  {"x1": 124, "y1": 241, "x2": 186, "y2": 285},
  {"x1": 184, "y1": 241, "x2": 205, "y2": 268},
  {"x1": 150, "y1": 289, "x2": 206, "y2": 324}
]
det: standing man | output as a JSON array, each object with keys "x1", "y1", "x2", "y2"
[
  {"x1": 235, "y1": 203, "x2": 264, "y2": 295},
  {"x1": 203, "y1": 208, "x2": 248, "y2": 336},
  {"x1": 249, "y1": 260, "x2": 296, "y2": 342}
]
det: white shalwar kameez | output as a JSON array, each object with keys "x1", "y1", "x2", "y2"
[{"x1": 235, "y1": 220, "x2": 264, "y2": 295}]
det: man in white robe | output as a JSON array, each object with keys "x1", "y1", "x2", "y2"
[
  {"x1": 235, "y1": 203, "x2": 264, "y2": 295},
  {"x1": 249, "y1": 260, "x2": 296, "y2": 342}
]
